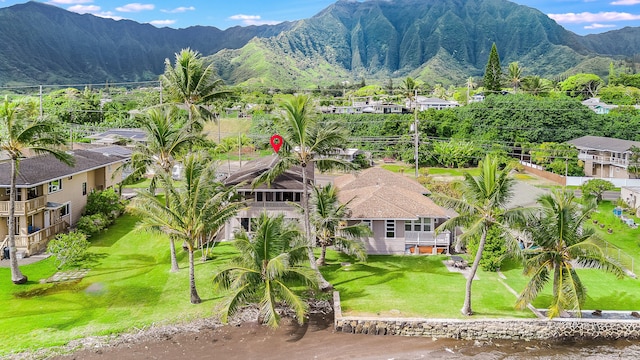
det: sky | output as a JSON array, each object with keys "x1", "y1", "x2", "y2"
[{"x1": 1, "y1": 0, "x2": 640, "y2": 35}]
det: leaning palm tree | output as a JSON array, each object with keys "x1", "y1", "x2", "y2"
[
  {"x1": 253, "y1": 95, "x2": 352, "y2": 291},
  {"x1": 435, "y1": 155, "x2": 527, "y2": 316},
  {"x1": 306, "y1": 184, "x2": 370, "y2": 266},
  {"x1": 0, "y1": 96, "x2": 73, "y2": 284},
  {"x1": 127, "y1": 106, "x2": 202, "y2": 272},
  {"x1": 516, "y1": 189, "x2": 625, "y2": 318},
  {"x1": 130, "y1": 152, "x2": 244, "y2": 304},
  {"x1": 213, "y1": 212, "x2": 318, "y2": 327},
  {"x1": 160, "y1": 48, "x2": 231, "y2": 135}
]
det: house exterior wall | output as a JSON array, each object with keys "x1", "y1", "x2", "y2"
[{"x1": 357, "y1": 220, "x2": 405, "y2": 255}]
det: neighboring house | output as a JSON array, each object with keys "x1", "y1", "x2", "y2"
[
  {"x1": 568, "y1": 135, "x2": 640, "y2": 179},
  {"x1": 622, "y1": 187, "x2": 640, "y2": 216},
  {"x1": 86, "y1": 128, "x2": 147, "y2": 146},
  {"x1": 324, "y1": 101, "x2": 405, "y2": 115},
  {"x1": 334, "y1": 167, "x2": 452, "y2": 255},
  {"x1": 222, "y1": 155, "x2": 312, "y2": 239},
  {"x1": 581, "y1": 98, "x2": 618, "y2": 115},
  {"x1": 410, "y1": 96, "x2": 460, "y2": 111},
  {"x1": 0, "y1": 148, "x2": 130, "y2": 257}
]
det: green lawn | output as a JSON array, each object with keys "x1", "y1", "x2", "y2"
[
  {"x1": 426, "y1": 167, "x2": 481, "y2": 177},
  {"x1": 321, "y1": 252, "x2": 533, "y2": 319},
  {"x1": 0, "y1": 214, "x2": 236, "y2": 355}
]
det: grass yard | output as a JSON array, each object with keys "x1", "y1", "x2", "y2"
[
  {"x1": 202, "y1": 118, "x2": 252, "y2": 141},
  {"x1": 0, "y1": 214, "x2": 236, "y2": 356},
  {"x1": 321, "y1": 252, "x2": 534, "y2": 319},
  {"x1": 426, "y1": 167, "x2": 481, "y2": 177}
]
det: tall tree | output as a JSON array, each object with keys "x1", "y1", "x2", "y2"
[
  {"x1": 160, "y1": 48, "x2": 231, "y2": 134},
  {"x1": 306, "y1": 184, "x2": 370, "y2": 266},
  {"x1": 516, "y1": 189, "x2": 624, "y2": 318},
  {"x1": 435, "y1": 155, "x2": 527, "y2": 316},
  {"x1": 254, "y1": 95, "x2": 351, "y2": 291},
  {"x1": 213, "y1": 212, "x2": 318, "y2": 327},
  {"x1": 483, "y1": 43, "x2": 503, "y2": 94},
  {"x1": 507, "y1": 62, "x2": 523, "y2": 93},
  {"x1": 403, "y1": 77, "x2": 418, "y2": 109},
  {"x1": 127, "y1": 106, "x2": 202, "y2": 272},
  {"x1": 0, "y1": 96, "x2": 73, "y2": 284},
  {"x1": 131, "y1": 153, "x2": 243, "y2": 304}
]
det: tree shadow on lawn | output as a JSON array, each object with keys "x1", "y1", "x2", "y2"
[
  {"x1": 326, "y1": 263, "x2": 406, "y2": 287},
  {"x1": 13, "y1": 278, "x2": 88, "y2": 299}
]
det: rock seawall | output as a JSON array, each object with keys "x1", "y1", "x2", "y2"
[{"x1": 333, "y1": 292, "x2": 640, "y2": 340}]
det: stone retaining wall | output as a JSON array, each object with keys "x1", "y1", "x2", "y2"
[{"x1": 333, "y1": 292, "x2": 640, "y2": 341}]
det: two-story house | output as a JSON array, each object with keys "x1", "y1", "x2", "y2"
[
  {"x1": 0, "y1": 147, "x2": 130, "y2": 257},
  {"x1": 334, "y1": 167, "x2": 452, "y2": 255},
  {"x1": 567, "y1": 135, "x2": 640, "y2": 179},
  {"x1": 222, "y1": 155, "x2": 312, "y2": 238}
]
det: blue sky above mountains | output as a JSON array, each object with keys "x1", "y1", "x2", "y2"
[{"x1": 1, "y1": 0, "x2": 639, "y2": 34}]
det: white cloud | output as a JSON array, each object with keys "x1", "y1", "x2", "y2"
[
  {"x1": 161, "y1": 6, "x2": 195, "y2": 14},
  {"x1": 611, "y1": 0, "x2": 640, "y2": 5},
  {"x1": 228, "y1": 14, "x2": 282, "y2": 26},
  {"x1": 67, "y1": 4, "x2": 100, "y2": 13},
  {"x1": 115, "y1": 3, "x2": 155, "y2": 13},
  {"x1": 584, "y1": 23, "x2": 617, "y2": 29},
  {"x1": 549, "y1": 11, "x2": 640, "y2": 24},
  {"x1": 150, "y1": 19, "x2": 176, "y2": 26}
]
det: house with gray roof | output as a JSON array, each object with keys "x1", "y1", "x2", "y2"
[
  {"x1": 334, "y1": 167, "x2": 452, "y2": 255},
  {"x1": 86, "y1": 128, "x2": 147, "y2": 145},
  {"x1": 0, "y1": 148, "x2": 130, "y2": 258},
  {"x1": 222, "y1": 155, "x2": 313, "y2": 239},
  {"x1": 567, "y1": 135, "x2": 640, "y2": 179}
]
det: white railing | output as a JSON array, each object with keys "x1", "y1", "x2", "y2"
[
  {"x1": 566, "y1": 177, "x2": 640, "y2": 187},
  {"x1": 404, "y1": 231, "x2": 451, "y2": 246},
  {"x1": 579, "y1": 153, "x2": 629, "y2": 167}
]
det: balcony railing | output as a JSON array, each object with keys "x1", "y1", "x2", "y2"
[
  {"x1": 7, "y1": 220, "x2": 69, "y2": 255},
  {"x1": 404, "y1": 231, "x2": 451, "y2": 246},
  {"x1": 578, "y1": 153, "x2": 629, "y2": 167},
  {"x1": 0, "y1": 196, "x2": 46, "y2": 217}
]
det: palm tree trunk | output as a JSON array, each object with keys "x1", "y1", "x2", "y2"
[
  {"x1": 188, "y1": 247, "x2": 201, "y2": 304},
  {"x1": 461, "y1": 226, "x2": 487, "y2": 316},
  {"x1": 165, "y1": 192, "x2": 179, "y2": 273},
  {"x1": 8, "y1": 159, "x2": 27, "y2": 284},
  {"x1": 317, "y1": 244, "x2": 327, "y2": 266},
  {"x1": 302, "y1": 164, "x2": 332, "y2": 290}
]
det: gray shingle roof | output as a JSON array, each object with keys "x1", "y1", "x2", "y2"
[
  {"x1": 567, "y1": 135, "x2": 640, "y2": 153},
  {"x1": 223, "y1": 155, "x2": 313, "y2": 191},
  {"x1": 0, "y1": 149, "x2": 128, "y2": 187}
]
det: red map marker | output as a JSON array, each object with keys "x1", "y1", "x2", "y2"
[{"x1": 270, "y1": 134, "x2": 283, "y2": 153}]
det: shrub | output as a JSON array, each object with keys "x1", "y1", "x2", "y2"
[
  {"x1": 76, "y1": 213, "x2": 109, "y2": 236},
  {"x1": 466, "y1": 227, "x2": 506, "y2": 272},
  {"x1": 84, "y1": 188, "x2": 125, "y2": 222},
  {"x1": 47, "y1": 231, "x2": 90, "y2": 269}
]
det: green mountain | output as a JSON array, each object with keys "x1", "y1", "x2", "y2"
[{"x1": 1, "y1": 0, "x2": 640, "y2": 88}]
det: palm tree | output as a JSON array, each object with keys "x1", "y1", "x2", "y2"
[
  {"x1": 521, "y1": 76, "x2": 552, "y2": 96},
  {"x1": 435, "y1": 155, "x2": 527, "y2": 316},
  {"x1": 0, "y1": 96, "x2": 73, "y2": 284},
  {"x1": 128, "y1": 106, "x2": 202, "y2": 272},
  {"x1": 130, "y1": 152, "x2": 244, "y2": 304},
  {"x1": 212, "y1": 212, "x2": 318, "y2": 327},
  {"x1": 402, "y1": 77, "x2": 417, "y2": 109},
  {"x1": 253, "y1": 95, "x2": 351, "y2": 291},
  {"x1": 160, "y1": 48, "x2": 231, "y2": 135},
  {"x1": 306, "y1": 184, "x2": 370, "y2": 266},
  {"x1": 466, "y1": 77, "x2": 476, "y2": 105},
  {"x1": 516, "y1": 189, "x2": 625, "y2": 318},
  {"x1": 507, "y1": 62, "x2": 523, "y2": 93}
]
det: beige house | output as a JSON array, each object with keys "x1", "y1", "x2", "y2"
[
  {"x1": 568, "y1": 135, "x2": 640, "y2": 179},
  {"x1": 334, "y1": 167, "x2": 452, "y2": 255},
  {"x1": 0, "y1": 147, "x2": 130, "y2": 257},
  {"x1": 222, "y1": 155, "x2": 312, "y2": 239}
]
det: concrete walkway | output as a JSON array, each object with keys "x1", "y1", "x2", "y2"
[{"x1": 0, "y1": 253, "x2": 51, "y2": 267}]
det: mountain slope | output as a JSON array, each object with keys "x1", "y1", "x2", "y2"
[{"x1": 0, "y1": 1, "x2": 293, "y2": 85}]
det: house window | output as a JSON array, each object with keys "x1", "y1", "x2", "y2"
[
  {"x1": 4, "y1": 188, "x2": 22, "y2": 201},
  {"x1": 361, "y1": 219, "x2": 372, "y2": 230},
  {"x1": 48, "y1": 179, "x2": 62, "y2": 193},
  {"x1": 256, "y1": 192, "x2": 263, "y2": 202},
  {"x1": 385, "y1": 220, "x2": 395, "y2": 238},
  {"x1": 60, "y1": 204, "x2": 70, "y2": 218},
  {"x1": 404, "y1": 218, "x2": 432, "y2": 232},
  {"x1": 240, "y1": 218, "x2": 250, "y2": 231},
  {"x1": 82, "y1": 182, "x2": 87, "y2": 196}
]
